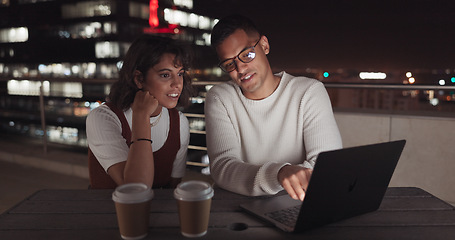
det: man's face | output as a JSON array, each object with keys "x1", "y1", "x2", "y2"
[{"x1": 216, "y1": 29, "x2": 272, "y2": 100}]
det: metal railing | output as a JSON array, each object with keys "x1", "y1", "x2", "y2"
[
  {"x1": 324, "y1": 83, "x2": 455, "y2": 90},
  {"x1": 183, "y1": 82, "x2": 455, "y2": 167}
]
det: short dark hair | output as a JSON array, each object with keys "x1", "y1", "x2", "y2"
[
  {"x1": 211, "y1": 14, "x2": 261, "y2": 49},
  {"x1": 108, "y1": 35, "x2": 193, "y2": 110}
]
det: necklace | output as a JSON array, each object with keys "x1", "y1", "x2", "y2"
[{"x1": 150, "y1": 111, "x2": 162, "y2": 127}]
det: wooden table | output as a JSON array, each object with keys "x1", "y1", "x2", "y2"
[{"x1": 1, "y1": 187, "x2": 454, "y2": 239}]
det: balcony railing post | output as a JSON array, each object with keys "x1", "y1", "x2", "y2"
[{"x1": 39, "y1": 81, "x2": 48, "y2": 155}]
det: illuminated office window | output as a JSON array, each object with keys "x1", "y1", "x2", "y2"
[
  {"x1": 56, "y1": 22, "x2": 117, "y2": 39},
  {"x1": 198, "y1": 16, "x2": 211, "y2": 30},
  {"x1": 18, "y1": 0, "x2": 53, "y2": 3},
  {"x1": 174, "y1": 0, "x2": 193, "y2": 9},
  {"x1": 164, "y1": 9, "x2": 217, "y2": 31},
  {"x1": 103, "y1": 22, "x2": 116, "y2": 34},
  {"x1": 0, "y1": 27, "x2": 29, "y2": 43},
  {"x1": 62, "y1": 0, "x2": 115, "y2": 19},
  {"x1": 129, "y1": 2, "x2": 149, "y2": 19},
  {"x1": 95, "y1": 41, "x2": 120, "y2": 58},
  {"x1": 8, "y1": 79, "x2": 84, "y2": 98},
  {"x1": 188, "y1": 13, "x2": 199, "y2": 28},
  {"x1": 7, "y1": 80, "x2": 49, "y2": 96},
  {"x1": 2, "y1": 62, "x2": 119, "y2": 79},
  {"x1": 51, "y1": 82, "x2": 83, "y2": 98}
]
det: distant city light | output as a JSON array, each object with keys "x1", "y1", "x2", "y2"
[
  {"x1": 95, "y1": 41, "x2": 120, "y2": 58},
  {"x1": 163, "y1": 8, "x2": 217, "y2": 31},
  {"x1": 174, "y1": 0, "x2": 193, "y2": 9},
  {"x1": 0, "y1": 27, "x2": 29, "y2": 43},
  {"x1": 439, "y1": 79, "x2": 446, "y2": 86},
  {"x1": 408, "y1": 77, "x2": 416, "y2": 84},
  {"x1": 430, "y1": 98, "x2": 439, "y2": 106},
  {"x1": 406, "y1": 72, "x2": 412, "y2": 78},
  {"x1": 359, "y1": 72, "x2": 387, "y2": 80},
  {"x1": 149, "y1": 0, "x2": 159, "y2": 28},
  {"x1": 116, "y1": 61, "x2": 123, "y2": 70}
]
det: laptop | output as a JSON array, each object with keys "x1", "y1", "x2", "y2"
[{"x1": 240, "y1": 140, "x2": 406, "y2": 232}]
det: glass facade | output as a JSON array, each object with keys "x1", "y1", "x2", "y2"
[
  {"x1": 61, "y1": 0, "x2": 115, "y2": 19},
  {"x1": 0, "y1": 0, "x2": 219, "y2": 159}
]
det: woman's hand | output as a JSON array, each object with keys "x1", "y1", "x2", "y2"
[
  {"x1": 110, "y1": 89, "x2": 158, "y2": 187},
  {"x1": 131, "y1": 90, "x2": 160, "y2": 117}
]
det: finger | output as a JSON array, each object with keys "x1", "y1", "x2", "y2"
[
  {"x1": 291, "y1": 180, "x2": 306, "y2": 201},
  {"x1": 282, "y1": 180, "x2": 299, "y2": 200}
]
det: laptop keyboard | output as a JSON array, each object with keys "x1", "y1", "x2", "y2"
[{"x1": 265, "y1": 205, "x2": 300, "y2": 227}]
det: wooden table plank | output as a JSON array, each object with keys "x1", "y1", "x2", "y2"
[
  {"x1": 2, "y1": 226, "x2": 455, "y2": 240},
  {"x1": 379, "y1": 196, "x2": 454, "y2": 211},
  {"x1": 11, "y1": 190, "x2": 452, "y2": 215},
  {"x1": 2, "y1": 187, "x2": 455, "y2": 240},
  {"x1": 2, "y1": 209, "x2": 455, "y2": 231},
  {"x1": 384, "y1": 187, "x2": 432, "y2": 197}
]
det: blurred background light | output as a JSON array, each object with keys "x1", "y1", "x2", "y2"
[{"x1": 359, "y1": 72, "x2": 387, "y2": 80}]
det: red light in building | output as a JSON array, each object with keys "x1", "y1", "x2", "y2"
[
  {"x1": 144, "y1": 0, "x2": 180, "y2": 34},
  {"x1": 149, "y1": 0, "x2": 159, "y2": 28},
  {"x1": 143, "y1": 27, "x2": 179, "y2": 34}
]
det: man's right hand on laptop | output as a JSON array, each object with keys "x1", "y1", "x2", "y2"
[{"x1": 278, "y1": 165, "x2": 313, "y2": 201}]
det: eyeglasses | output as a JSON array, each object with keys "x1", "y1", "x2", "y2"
[{"x1": 218, "y1": 38, "x2": 261, "y2": 73}]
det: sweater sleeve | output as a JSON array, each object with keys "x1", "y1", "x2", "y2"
[
  {"x1": 300, "y1": 81, "x2": 343, "y2": 168},
  {"x1": 205, "y1": 88, "x2": 284, "y2": 196}
]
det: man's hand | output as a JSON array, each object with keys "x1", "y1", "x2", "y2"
[{"x1": 278, "y1": 165, "x2": 312, "y2": 201}]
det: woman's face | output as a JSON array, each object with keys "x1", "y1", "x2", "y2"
[{"x1": 138, "y1": 53, "x2": 185, "y2": 110}]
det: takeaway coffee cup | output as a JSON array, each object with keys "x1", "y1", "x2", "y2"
[
  {"x1": 112, "y1": 183, "x2": 154, "y2": 240},
  {"x1": 174, "y1": 180, "x2": 214, "y2": 237}
]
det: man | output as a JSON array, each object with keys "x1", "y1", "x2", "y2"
[{"x1": 205, "y1": 15, "x2": 342, "y2": 201}]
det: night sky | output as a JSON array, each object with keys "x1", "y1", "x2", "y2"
[{"x1": 196, "y1": 0, "x2": 455, "y2": 72}]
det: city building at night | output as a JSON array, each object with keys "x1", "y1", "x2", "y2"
[
  {"x1": 0, "y1": 0, "x2": 218, "y2": 154},
  {"x1": 0, "y1": 0, "x2": 454, "y2": 209}
]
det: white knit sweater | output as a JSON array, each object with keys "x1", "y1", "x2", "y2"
[{"x1": 205, "y1": 71, "x2": 342, "y2": 196}]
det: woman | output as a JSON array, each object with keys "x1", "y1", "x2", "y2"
[{"x1": 86, "y1": 35, "x2": 192, "y2": 189}]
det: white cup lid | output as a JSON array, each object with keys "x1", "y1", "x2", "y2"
[
  {"x1": 112, "y1": 183, "x2": 154, "y2": 204},
  {"x1": 174, "y1": 180, "x2": 214, "y2": 201}
]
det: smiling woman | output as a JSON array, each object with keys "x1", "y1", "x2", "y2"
[{"x1": 86, "y1": 35, "x2": 192, "y2": 189}]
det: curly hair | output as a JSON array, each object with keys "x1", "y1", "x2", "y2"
[{"x1": 108, "y1": 35, "x2": 193, "y2": 111}]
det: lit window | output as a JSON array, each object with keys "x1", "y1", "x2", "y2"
[
  {"x1": 188, "y1": 13, "x2": 199, "y2": 28},
  {"x1": 60, "y1": 22, "x2": 117, "y2": 39},
  {"x1": 7, "y1": 80, "x2": 50, "y2": 96},
  {"x1": 95, "y1": 41, "x2": 120, "y2": 58},
  {"x1": 129, "y1": 2, "x2": 149, "y2": 19},
  {"x1": 174, "y1": 0, "x2": 193, "y2": 9},
  {"x1": 51, "y1": 82, "x2": 83, "y2": 98},
  {"x1": 164, "y1": 8, "x2": 217, "y2": 31},
  {"x1": 18, "y1": 0, "x2": 52, "y2": 3},
  {"x1": 198, "y1": 16, "x2": 210, "y2": 30},
  {"x1": 62, "y1": 1, "x2": 115, "y2": 19},
  {"x1": 0, "y1": 27, "x2": 29, "y2": 43}
]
